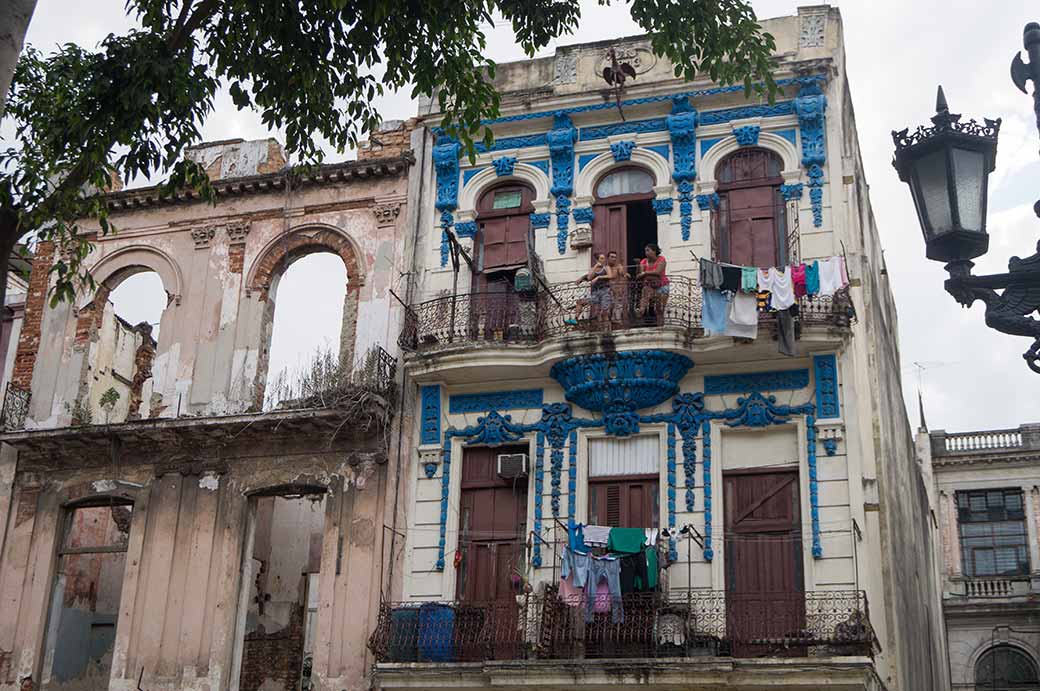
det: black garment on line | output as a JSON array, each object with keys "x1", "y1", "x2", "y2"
[
  {"x1": 720, "y1": 265, "x2": 742, "y2": 293},
  {"x1": 777, "y1": 308, "x2": 796, "y2": 357},
  {"x1": 619, "y1": 552, "x2": 649, "y2": 594}
]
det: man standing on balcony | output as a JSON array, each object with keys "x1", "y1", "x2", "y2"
[{"x1": 566, "y1": 252, "x2": 613, "y2": 327}]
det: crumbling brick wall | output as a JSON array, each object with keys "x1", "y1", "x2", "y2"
[
  {"x1": 357, "y1": 119, "x2": 416, "y2": 161},
  {"x1": 11, "y1": 241, "x2": 53, "y2": 390},
  {"x1": 238, "y1": 605, "x2": 306, "y2": 691}
]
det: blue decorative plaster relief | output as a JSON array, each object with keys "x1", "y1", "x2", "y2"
[
  {"x1": 702, "y1": 420, "x2": 713, "y2": 561},
  {"x1": 695, "y1": 193, "x2": 719, "y2": 211},
  {"x1": 423, "y1": 462, "x2": 438, "y2": 479},
  {"x1": 568, "y1": 430, "x2": 577, "y2": 520},
  {"x1": 610, "y1": 140, "x2": 636, "y2": 161},
  {"x1": 795, "y1": 84, "x2": 828, "y2": 228},
  {"x1": 719, "y1": 391, "x2": 814, "y2": 428},
  {"x1": 667, "y1": 97, "x2": 698, "y2": 243},
  {"x1": 678, "y1": 182, "x2": 694, "y2": 241},
  {"x1": 474, "y1": 133, "x2": 548, "y2": 154},
  {"x1": 813, "y1": 354, "x2": 840, "y2": 418},
  {"x1": 733, "y1": 125, "x2": 761, "y2": 146},
  {"x1": 780, "y1": 183, "x2": 804, "y2": 201},
  {"x1": 807, "y1": 415, "x2": 821, "y2": 558},
  {"x1": 534, "y1": 431, "x2": 545, "y2": 566},
  {"x1": 699, "y1": 101, "x2": 796, "y2": 126},
  {"x1": 549, "y1": 113, "x2": 577, "y2": 255},
  {"x1": 822, "y1": 438, "x2": 838, "y2": 457},
  {"x1": 667, "y1": 424, "x2": 678, "y2": 561},
  {"x1": 530, "y1": 213, "x2": 551, "y2": 229},
  {"x1": 572, "y1": 207, "x2": 594, "y2": 224},
  {"x1": 433, "y1": 134, "x2": 462, "y2": 267},
  {"x1": 581, "y1": 118, "x2": 669, "y2": 141},
  {"x1": 449, "y1": 389, "x2": 544, "y2": 414},
  {"x1": 704, "y1": 369, "x2": 810, "y2": 395},
  {"x1": 463, "y1": 411, "x2": 524, "y2": 446},
  {"x1": 652, "y1": 198, "x2": 674, "y2": 216},
  {"x1": 492, "y1": 156, "x2": 518, "y2": 176},
  {"x1": 776, "y1": 128, "x2": 798, "y2": 146},
  {"x1": 420, "y1": 385, "x2": 441, "y2": 445},
  {"x1": 529, "y1": 159, "x2": 550, "y2": 176},
  {"x1": 437, "y1": 437, "x2": 452, "y2": 570},
  {"x1": 462, "y1": 168, "x2": 483, "y2": 186},
  {"x1": 454, "y1": 221, "x2": 477, "y2": 239},
  {"x1": 699, "y1": 138, "x2": 723, "y2": 157}
]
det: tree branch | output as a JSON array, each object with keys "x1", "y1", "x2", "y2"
[{"x1": 168, "y1": 0, "x2": 219, "y2": 51}]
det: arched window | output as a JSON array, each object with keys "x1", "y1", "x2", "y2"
[
  {"x1": 714, "y1": 149, "x2": 787, "y2": 268},
  {"x1": 592, "y1": 166, "x2": 657, "y2": 273},
  {"x1": 475, "y1": 183, "x2": 534, "y2": 278},
  {"x1": 976, "y1": 646, "x2": 1040, "y2": 690}
]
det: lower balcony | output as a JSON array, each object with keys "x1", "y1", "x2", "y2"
[{"x1": 369, "y1": 590, "x2": 880, "y2": 690}]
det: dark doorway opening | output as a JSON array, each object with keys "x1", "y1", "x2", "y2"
[{"x1": 624, "y1": 199, "x2": 658, "y2": 278}]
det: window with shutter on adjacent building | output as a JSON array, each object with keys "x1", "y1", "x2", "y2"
[
  {"x1": 587, "y1": 435, "x2": 660, "y2": 529},
  {"x1": 956, "y1": 488, "x2": 1029, "y2": 577}
]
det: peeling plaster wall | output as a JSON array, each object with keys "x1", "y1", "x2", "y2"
[
  {"x1": 16, "y1": 146, "x2": 409, "y2": 428},
  {"x1": 0, "y1": 445, "x2": 391, "y2": 691}
]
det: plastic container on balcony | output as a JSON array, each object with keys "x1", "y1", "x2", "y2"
[
  {"x1": 388, "y1": 606, "x2": 420, "y2": 662},
  {"x1": 417, "y1": 603, "x2": 455, "y2": 662}
]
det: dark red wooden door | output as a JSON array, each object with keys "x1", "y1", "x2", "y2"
[
  {"x1": 723, "y1": 469, "x2": 805, "y2": 656},
  {"x1": 725, "y1": 186, "x2": 779, "y2": 268},
  {"x1": 456, "y1": 445, "x2": 528, "y2": 604},
  {"x1": 592, "y1": 203, "x2": 627, "y2": 267}
]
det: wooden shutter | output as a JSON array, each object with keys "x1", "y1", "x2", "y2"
[
  {"x1": 589, "y1": 479, "x2": 658, "y2": 528},
  {"x1": 726, "y1": 186, "x2": 779, "y2": 268},
  {"x1": 592, "y1": 203, "x2": 627, "y2": 266}
]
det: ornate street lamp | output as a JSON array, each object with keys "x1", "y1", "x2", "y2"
[{"x1": 892, "y1": 22, "x2": 1040, "y2": 373}]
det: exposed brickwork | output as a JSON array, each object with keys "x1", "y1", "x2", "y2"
[
  {"x1": 239, "y1": 604, "x2": 306, "y2": 691},
  {"x1": 357, "y1": 119, "x2": 416, "y2": 161},
  {"x1": 248, "y1": 229, "x2": 362, "y2": 300},
  {"x1": 126, "y1": 324, "x2": 156, "y2": 420},
  {"x1": 11, "y1": 241, "x2": 54, "y2": 390},
  {"x1": 229, "y1": 243, "x2": 245, "y2": 274}
]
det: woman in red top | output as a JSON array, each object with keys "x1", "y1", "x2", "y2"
[{"x1": 636, "y1": 243, "x2": 669, "y2": 326}]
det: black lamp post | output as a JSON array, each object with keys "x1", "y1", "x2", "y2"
[{"x1": 892, "y1": 22, "x2": 1040, "y2": 374}]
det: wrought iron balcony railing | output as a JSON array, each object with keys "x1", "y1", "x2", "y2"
[
  {"x1": 399, "y1": 275, "x2": 855, "y2": 352},
  {"x1": 369, "y1": 589, "x2": 875, "y2": 664},
  {"x1": 1, "y1": 383, "x2": 30, "y2": 431}
]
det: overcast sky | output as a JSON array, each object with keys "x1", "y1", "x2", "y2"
[{"x1": 20, "y1": 0, "x2": 1040, "y2": 432}]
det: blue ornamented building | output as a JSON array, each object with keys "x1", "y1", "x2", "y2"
[{"x1": 378, "y1": 6, "x2": 947, "y2": 691}]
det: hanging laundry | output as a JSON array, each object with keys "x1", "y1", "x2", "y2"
[
  {"x1": 644, "y1": 545, "x2": 659, "y2": 590},
  {"x1": 559, "y1": 575, "x2": 584, "y2": 607},
  {"x1": 619, "y1": 552, "x2": 649, "y2": 594},
  {"x1": 818, "y1": 256, "x2": 847, "y2": 296},
  {"x1": 699, "y1": 258, "x2": 724, "y2": 290},
  {"x1": 582, "y1": 524, "x2": 611, "y2": 547},
  {"x1": 741, "y1": 266, "x2": 758, "y2": 293},
  {"x1": 607, "y1": 527, "x2": 646, "y2": 555},
  {"x1": 591, "y1": 579, "x2": 612, "y2": 614},
  {"x1": 776, "y1": 308, "x2": 797, "y2": 356},
  {"x1": 644, "y1": 528, "x2": 658, "y2": 546},
  {"x1": 586, "y1": 556, "x2": 623, "y2": 622},
  {"x1": 702, "y1": 289, "x2": 730, "y2": 335},
  {"x1": 720, "y1": 265, "x2": 742, "y2": 293},
  {"x1": 791, "y1": 263, "x2": 807, "y2": 298},
  {"x1": 756, "y1": 290, "x2": 772, "y2": 312},
  {"x1": 561, "y1": 548, "x2": 590, "y2": 588},
  {"x1": 725, "y1": 292, "x2": 758, "y2": 339},
  {"x1": 760, "y1": 266, "x2": 795, "y2": 310},
  {"x1": 805, "y1": 260, "x2": 820, "y2": 296},
  {"x1": 569, "y1": 523, "x2": 587, "y2": 552}
]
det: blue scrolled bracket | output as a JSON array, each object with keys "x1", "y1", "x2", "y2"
[
  {"x1": 733, "y1": 124, "x2": 761, "y2": 146},
  {"x1": 701, "y1": 420, "x2": 713, "y2": 561},
  {"x1": 795, "y1": 85, "x2": 827, "y2": 229},
  {"x1": 678, "y1": 182, "x2": 693, "y2": 241},
  {"x1": 492, "y1": 155, "x2": 517, "y2": 176},
  {"x1": 671, "y1": 392, "x2": 704, "y2": 513},
  {"x1": 695, "y1": 193, "x2": 720, "y2": 211},
  {"x1": 433, "y1": 135, "x2": 462, "y2": 267},
  {"x1": 822, "y1": 438, "x2": 838, "y2": 457},
  {"x1": 454, "y1": 221, "x2": 478, "y2": 239},
  {"x1": 555, "y1": 196, "x2": 571, "y2": 254},
  {"x1": 549, "y1": 113, "x2": 577, "y2": 256},
  {"x1": 533, "y1": 431, "x2": 545, "y2": 567},
  {"x1": 572, "y1": 207, "x2": 595, "y2": 225},
  {"x1": 807, "y1": 415, "x2": 822, "y2": 558},
  {"x1": 780, "y1": 183, "x2": 804, "y2": 202},
  {"x1": 610, "y1": 140, "x2": 636, "y2": 161},
  {"x1": 652, "y1": 198, "x2": 674, "y2": 216},
  {"x1": 530, "y1": 212, "x2": 551, "y2": 229}
]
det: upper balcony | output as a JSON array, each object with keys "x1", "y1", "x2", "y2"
[
  {"x1": 369, "y1": 590, "x2": 878, "y2": 690},
  {"x1": 400, "y1": 275, "x2": 855, "y2": 381}
]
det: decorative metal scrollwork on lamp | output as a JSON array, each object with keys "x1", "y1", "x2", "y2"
[{"x1": 891, "y1": 23, "x2": 1040, "y2": 373}]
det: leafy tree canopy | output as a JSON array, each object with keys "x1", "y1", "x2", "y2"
[{"x1": 0, "y1": 0, "x2": 776, "y2": 306}]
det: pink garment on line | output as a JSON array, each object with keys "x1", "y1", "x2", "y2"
[
  {"x1": 791, "y1": 263, "x2": 807, "y2": 298},
  {"x1": 559, "y1": 576, "x2": 584, "y2": 607}
]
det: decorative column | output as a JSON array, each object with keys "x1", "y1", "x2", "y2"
[
  {"x1": 548, "y1": 113, "x2": 577, "y2": 254},
  {"x1": 432, "y1": 134, "x2": 462, "y2": 266},
  {"x1": 667, "y1": 96, "x2": 699, "y2": 242},
  {"x1": 794, "y1": 85, "x2": 828, "y2": 228}
]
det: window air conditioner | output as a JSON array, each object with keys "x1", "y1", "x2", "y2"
[{"x1": 497, "y1": 453, "x2": 529, "y2": 479}]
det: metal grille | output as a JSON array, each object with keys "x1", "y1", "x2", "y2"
[
  {"x1": 369, "y1": 589, "x2": 875, "y2": 663},
  {"x1": 1, "y1": 382, "x2": 30, "y2": 431}
]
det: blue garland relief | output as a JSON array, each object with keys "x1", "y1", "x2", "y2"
[
  {"x1": 780, "y1": 183, "x2": 804, "y2": 202},
  {"x1": 651, "y1": 198, "x2": 674, "y2": 216},
  {"x1": 530, "y1": 213, "x2": 551, "y2": 229},
  {"x1": 534, "y1": 432, "x2": 545, "y2": 567},
  {"x1": 667, "y1": 96, "x2": 698, "y2": 242},
  {"x1": 667, "y1": 424, "x2": 678, "y2": 561},
  {"x1": 548, "y1": 113, "x2": 577, "y2": 255},
  {"x1": 813, "y1": 354, "x2": 840, "y2": 418},
  {"x1": 733, "y1": 124, "x2": 761, "y2": 146},
  {"x1": 529, "y1": 159, "x2": 550, "y2": 176},
  {"x1": 568, "y1": 430, "x2": 578, "y2": 521},
  {"x1": 437, "y1": 437, "x2": 452, "y2": 570},
  {"x1": 795, "y1": 84, "x2": 827, "y2": 228},
  {"x1": 492, "y1": 155, "x2": 517, "y2": 176},
  {"x1": 704, "y1": 369, "x2": 809, "y2": 396},
  {"x1": 433, "y1": 135, "x2": 462, "y2": 267},
  {"x1": 454, "y1": 221, "x2": 477, "y2": 239},
  {"x1": 807, "y1": 415, "x2": 822, "y2": 558},
  {"x1": 702, "y1": 420, "x2": 713, "y2": 561},
  {"x1": 449, "y1": 389, "x2": 544, "y2": 414},
  {"x1": 610, "y1": 140, "x2": 636, "y2": 161},
  {"x1": 572, "y1": 207, "x2": 595, "y2": 225},
  {"x1": 695, "y1": 193, "x2": 719, "y2": 212}
]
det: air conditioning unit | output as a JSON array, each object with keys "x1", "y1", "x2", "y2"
[{"x1": 497, "y1": 453, "x2": 529, "y2": 479}]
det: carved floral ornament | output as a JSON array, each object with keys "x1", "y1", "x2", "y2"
[
  {"x1": 191, "y1": 225, "x2": 217, "y2": 249},
  {"x1": 372, "y1": 201, "x2": 402, "y2": 225}
]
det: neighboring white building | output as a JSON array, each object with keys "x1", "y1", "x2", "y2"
[
  {"x1": 375, "y1": 6, "x2": 947, "y2": 691},
  {"x1": 919, "y1": 422, "x2": 1040, "y2": 691}
]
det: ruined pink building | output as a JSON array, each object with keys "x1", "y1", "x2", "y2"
[{"x1": 0, "y1": 131, "x2": 416, "y2": 691}]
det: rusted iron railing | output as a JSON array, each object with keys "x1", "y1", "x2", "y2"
[
  {"x1": 1, "y1": 382, "x2": 30, "y2": 431},
  {"x1": 399, "y1": 276, "x2": 854, "y2": 352},
  {"x1": 369, "y1": 589, "x2": 874, "y2": 663}
]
